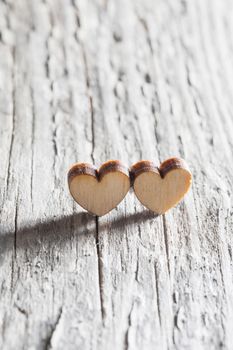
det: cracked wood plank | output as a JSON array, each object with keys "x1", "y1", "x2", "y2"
[{"x1": 0, "y1": 0, "x2": 233, "y2": 349}]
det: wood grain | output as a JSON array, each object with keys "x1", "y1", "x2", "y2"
[
  {"x1": 0, "y1": 0, "x2": 233, "y2": 349},
  {"x1": 68, "y1": 160, "x2": 130, "y2": 216},
  {"x1": 131, "y1": 158, "x2": 192, "y2": 214}
]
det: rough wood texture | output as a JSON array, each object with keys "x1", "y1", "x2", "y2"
[{"x1": 0, "y1": 0, "x2": 233, "y2": 349}]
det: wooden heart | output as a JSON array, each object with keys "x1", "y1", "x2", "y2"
[
  {"x1": 131, "y1": 158, "x2": 192, "y2": 214},
  {"x1": 68, "y1": 160, "x2": 130, "y2": 216}
]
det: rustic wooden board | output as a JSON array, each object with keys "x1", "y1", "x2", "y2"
[{"x1": 0, "y1": 0, "x2": 233, "y2": 349}]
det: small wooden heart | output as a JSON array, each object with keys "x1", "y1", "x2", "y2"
[
  {"x1": 68, "y1": 160, "x2": 130, "y2": 216},
  {"x1": 131, "y1": 158, "x2": 192, "y2": 214}
]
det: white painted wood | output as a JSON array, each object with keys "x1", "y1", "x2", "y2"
[{"x1": 0, "y1": 0, "x2": 233, "y2": 349}]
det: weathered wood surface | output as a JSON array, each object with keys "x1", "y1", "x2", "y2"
[{"x1": 0, "y1": 0, "x2": 233, "y2": 349}]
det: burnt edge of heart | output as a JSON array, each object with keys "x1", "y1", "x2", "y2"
[
  {"x1": 130, "y1": 157, "x2": 191, "y2": 182},
  {"x1": 68, "y1": 163, "x2": 97, "y2": 185},
  {"x1": 98, "y1": 160, "x2": 129, "y2": 180},
  {"x1": 159, "y1": 158, "x2": 191, "y2": 178},
  {"x1": 130, "y1": 160, "x2": 159, "y2": 184},
  {"x1": 68, "y1": 160, "x2": 130, "y2": 184}
]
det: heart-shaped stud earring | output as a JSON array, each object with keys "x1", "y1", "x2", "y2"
[
  {"x1": 131, "y1": 158, "x2": 192, "y2": 214},
  {"x1": 68, "y1": 160, "x2": 130, "y2": 216}
]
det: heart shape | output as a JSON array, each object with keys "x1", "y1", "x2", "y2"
[
  {"x1": 131, "y1": 158, "x2": 192, "y2": 214},
  {"x1": 68, "y1": 160, "x2": 130, "y2": 216}
]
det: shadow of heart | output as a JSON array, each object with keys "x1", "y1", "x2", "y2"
[{"x1": 0, "y1": 210, "x2": 159, "y2": 259}]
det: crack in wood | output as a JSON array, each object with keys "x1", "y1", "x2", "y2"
[
  {"x1": 95, "y1": 216, "x2": 105, "y2": 323},
  {"x1": 11, "y1": 186, "x2": 19, "y2": 292},
  {"x1": 162, "y1": 215, "x2": 171, "y2": 276},
  {"x1": 5, "y1": 47, "x2": 16, "y2": 199},
  {"x1": 30, "y1": 86, "x2": 35, "y2": 212},
  {"x1": 81, "y1": 46, "x2": 95, "y2": 163},
  {"x1": 154, "y1": 263, "x2": 162, "y2": 328},
  {"x1": 44, "y1": 307, "x2": 63, "y2": 350},
  {"x1": 70, "y1": 0, "x2": 81, "y2": 28},
  {"x1": 79, "y1": 31, "x2": 105, "y2": 323},
  {"x1": 124, "y1": 301, "x2": 134, "y2": 350},
  {"x1": 135, "y1": 246, "x2": 140, "y2": 282}
]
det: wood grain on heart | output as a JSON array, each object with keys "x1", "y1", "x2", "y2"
[
  {"x1": 131, "y1": 158, "x2": 192, "y2": 214},
  {"x1": 68, "y1": 160, "x2": 130, "y2": 216}
]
